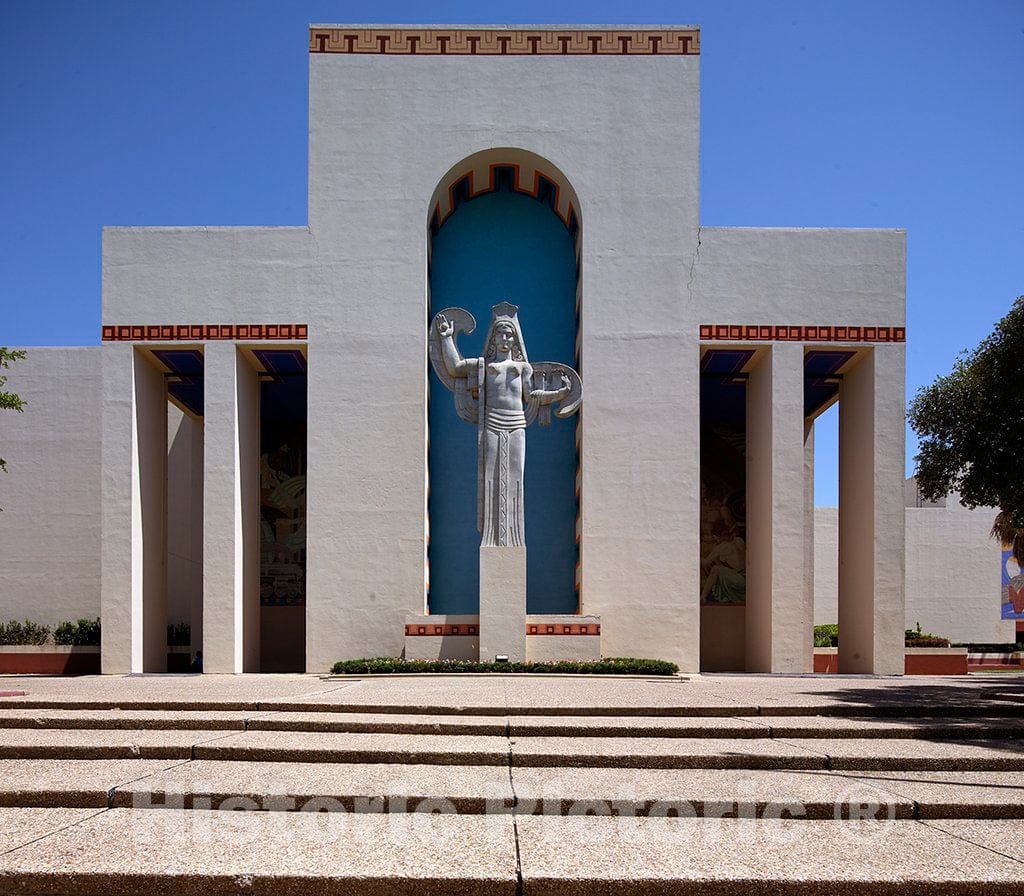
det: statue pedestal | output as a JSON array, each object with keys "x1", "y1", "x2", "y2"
[{"x1": 479, "y1": 546, "x2": 526, "y2": 662}]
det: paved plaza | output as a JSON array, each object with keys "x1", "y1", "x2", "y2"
[{"x1": 0, "y1": 672, "x2": 1022, "y2": 893}]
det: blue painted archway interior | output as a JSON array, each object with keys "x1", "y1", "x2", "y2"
[{"x1": 428, "y1": 173, "x2": 579, "y2": 615}]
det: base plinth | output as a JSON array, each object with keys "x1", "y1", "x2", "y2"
[{"x1": 479, "y1": 545, "x2": 527, "y2": 662}]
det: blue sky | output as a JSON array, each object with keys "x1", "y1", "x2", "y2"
[{"x1": 2, "y1": 1, "x2": 1022, "y2": 504}]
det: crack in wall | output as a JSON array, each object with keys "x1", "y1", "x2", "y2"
[{"x1": 686, "y1": 225, "x2": 702, "y2": 303}]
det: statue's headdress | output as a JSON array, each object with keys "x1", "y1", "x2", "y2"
[{"x1": 484, "y1": 301, "x2": 528, "y2": 362}]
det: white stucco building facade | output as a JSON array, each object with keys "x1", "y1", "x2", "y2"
[{"x1": 2, "y1": 26, "x2": 928, "y2": 674}]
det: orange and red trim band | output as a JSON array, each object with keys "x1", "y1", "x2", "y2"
[
  {"x1": 102, "y1": 324, "x2": 308, "y2": 342},
  {"x1": 700, "y1": 325, "x2": 905, "y2": 343},
  {"x1": 310, "y1": 28, "x2": 699, "y2": 56},
  {"x1": 405, "y1": 623, "x2": 600, "y2": 636}
]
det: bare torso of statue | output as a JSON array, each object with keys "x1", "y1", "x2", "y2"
[
  {"x1": 486, "y1": 359, "x2": 530, "y2": 411},
  {"x1": 428, "y1": 302, "x2": 582, "y2": 548}
]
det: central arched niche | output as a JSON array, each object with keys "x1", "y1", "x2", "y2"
[{"x1": 427, "y1": 148, "x2": 581, "y2": 615}]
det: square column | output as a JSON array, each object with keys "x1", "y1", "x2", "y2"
[
  {"x1": 838, "y1": 346, "x2": 906, "y2": 674},
  {"x1": 203, "y1": 344, "x2": 260, "y2": 673},
  {"x1": 100, "y1": 346, "x2": 167, "y2": 673},
  {"x1": 745, "y1": 343, "x2": 812, "y2": 672}
]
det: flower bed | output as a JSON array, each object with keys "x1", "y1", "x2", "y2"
[
  {"x1": 0, "y1": 645, "x2": 100, "y2": 675},
  {"x1": 331, "y1": 657, "x2": 679, "y2": 676},
  {"x1": 813, "y1": 647, "x2": 967, "y2": 675}
]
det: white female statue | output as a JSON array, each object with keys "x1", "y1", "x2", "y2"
[{"x1": 429, "y1": 302, "x2": 582, "y2": 548}]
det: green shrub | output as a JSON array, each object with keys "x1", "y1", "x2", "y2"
[
  {"x1": 904, "y1": 623, "x2": 949, "y2": 647},
  {"x1": 330, "y1": 657, "x2": 679, "y2": 676},
  {"x1": 813, "y1": 624, "x2": 839, "y2": 648},
  {"x1": 0, "y1": 619, "x2": 51, "y2": 646},
  {"x1": 817, "y1": 624, "x2": 953, "y2": 650},
  {"x1": 905, "y1": 637, "x2": 951, "y2": 648},
  {"x1": 53, "y1": 618, "x2": 101, "y2": 646},
  {"x1": 952, "y1": 642, "x2": 1024, "y2": 653},
  {"x1": 167, "y1": 622, "x2": 191, "y2": 647}
]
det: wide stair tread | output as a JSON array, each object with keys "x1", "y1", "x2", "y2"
[
  {"x1": 3, "y1": 708, "x2": 1024, "y2": 739},
  {"x1": 1, "y1": 808, "x2": 1023, "y2": 893},
  {"x1": 2, "y1": 725, "x2": 1023, "y2": 770},
  {"x1": 4, "y1": 758, "x2": 1024, "y2": 820}
]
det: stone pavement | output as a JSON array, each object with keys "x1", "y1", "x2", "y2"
[{"x1": 0, "y1": 672, "x2": 1021, "y2": 893}]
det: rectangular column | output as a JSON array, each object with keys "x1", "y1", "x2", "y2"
[
  {"x1": 838, "y1": 346, "x2": 906, "y2": 674},
  {"x1": 203, "y1": 344, "x2": 260, "y2": 673},
  {"x1": 745, "y1": 343, "x2": 810, "y2": 672},
  {"x1": 166, "y1": 406, "x2": 204, "y2": 664},
  {"x1": 100, "y1": 346, "x2": 167, "y2": 673},
  {"x1": 802, "y1": 418, "x2": 816, "y2": 673},
  {"x1": 479, "y1": 546, "x2": 526, "y2": 662},
  {"x1": 136, "y1": 352, "x2": 169, "y2": 672}
]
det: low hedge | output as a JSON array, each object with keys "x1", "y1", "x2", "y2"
[
  {"x1": 167, "y1": 622, "x2": 191, "y2": 647},
  {"x1": 905, "y1": 636, "x2": 952, "y2": 648},
  {"x1": 815, "y1": 624, "x2": 954, "y2": 650},
  {"x1": 952, "y1": 642, "x2": 1024, "y2": 653},
  {"x1": 330, "y1": 657, "x2": 679, "y2": 676},
  {"x1": 0, "y1": 620, "x2": 51, "y2": 646},
  {"x1": 53, "y1": 618, "x2": 100, "y2": 646},
  {"x1": 813, "y1": 624, "x2": 839, "y2": 648}
]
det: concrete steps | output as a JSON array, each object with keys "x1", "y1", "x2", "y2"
[
  {"x1": 6, "y1": 759, "x2": 1024, "y2": 820},
  {"x1": 2, "y1": 725, "x2": 1023, "y2": 770},
  {"x1": 1, "y1": 808, "x2": 1023, "y2": 894},
  {"x1": 4, "y1": 707, "x2": 1024, "y2": 738},
  {"x1": 0, "y1": 677, "x2": 1023, "y2": 891}
]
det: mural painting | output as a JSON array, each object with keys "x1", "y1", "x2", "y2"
[
  {"x1": 259, "y1": 378, "x2": 307, "y2": 608},
  {"x1": 700, "y1": 422, "x2": 746, "y2": 606},
  {"x1": 1002, "y1": 541, "x2": 1024, "y2": 620}
]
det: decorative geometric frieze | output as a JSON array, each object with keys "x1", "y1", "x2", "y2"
[
  {"x1": 527, "y1": 623, "x2": 600, "y2": 636},
  {"x1": 405, "y1": 623, "x2": 479, "y2": 637},
  {"x1": 102, "y1": 324, "x2": 308, "y2": 342},
  {"x1": 699, "y1": 325, "x2": 906, "y2": 343},
  {"x1": 310, "y1": 28, "x2": 699, "y2": 56},
  {"x1": 404, "y1": 622, "x2": 600, "y2": 636}
]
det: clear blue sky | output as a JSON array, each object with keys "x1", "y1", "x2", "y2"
[{"x1": 3, "y1": 1, "x2": 1022, "y2": 504}]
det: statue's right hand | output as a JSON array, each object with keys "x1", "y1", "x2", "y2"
[{"x1": 436, "y1": 313, "x2": 453, "y2": 338}]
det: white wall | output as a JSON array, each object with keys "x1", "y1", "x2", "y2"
[
  {"x1": 692, "y1": 227, "x2": 906, "y2": 325},
  {"x1": 814, "y1": 507, "x2": 839, "y2": 626},
  {"x1": 92, "y1": 29, "x2": 908, "y2": 671},
  {"x1": 0, "y1": 347, "x2": 102, "y2": 627},
  {"x1": 905, "y1": 505, "x2": 1010, "y2": 644},
  {"x1": 102, "y1": 42, "x2": 704, "y2": 671},
  {"x1": 814, "y1": 501, "x2": 1011, "y2": 644}
]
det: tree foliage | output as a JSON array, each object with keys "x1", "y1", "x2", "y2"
[
  {"x1": 0, "y1": 348, "x2": 27, "y2": 475},
  {"x1": 908, "y1": 296, "x2": 1024, "y2": 561}
]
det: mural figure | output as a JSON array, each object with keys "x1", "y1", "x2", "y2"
[
  {"x1": 1002, "y1": 543, "x2": 1024, "y2": 618},
  {"x1": 700, "y1": 490, "x2": 747, "y2": 604},
  {"x1": 260, "y1": 440, "x2": 306, "y2": 606},
  {"x1": 429, "y1": 302, "x2": 582, "y2": 547}
]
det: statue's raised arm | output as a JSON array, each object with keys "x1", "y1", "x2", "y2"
[
  {"x1": 429, "y1": 307, "x2": 481, "y2": 424},
  {"x1": 434, "y1": 312, "x2": 477, "y2": 379}
]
